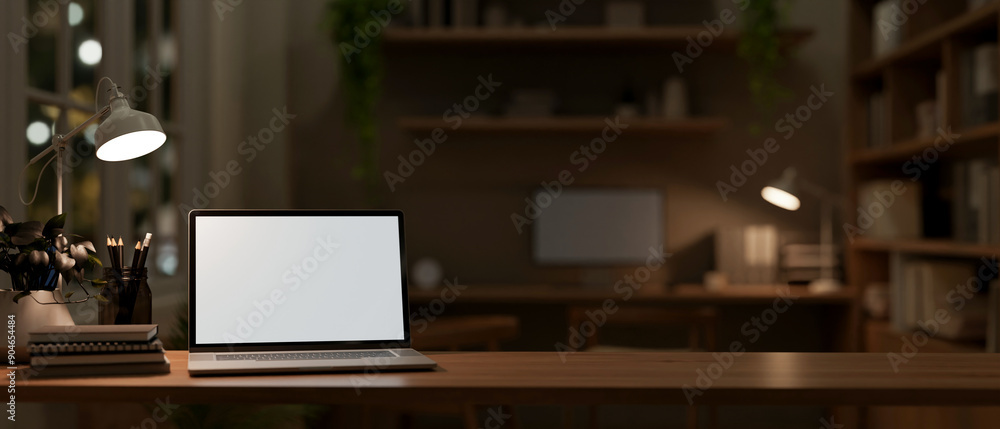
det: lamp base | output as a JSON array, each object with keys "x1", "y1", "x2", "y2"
[{"x1": 808, "y1": 278, "x2": 842, "y2": 294}]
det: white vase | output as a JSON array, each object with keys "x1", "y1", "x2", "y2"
[{"x1": 0, "y1": 290, "x2": 75, "y2": 363}]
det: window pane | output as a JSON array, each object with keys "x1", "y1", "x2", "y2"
[
  {"x1": 26, "y1": 0, "x2": 59, "y2": 92},
  {"x1": 25, "y1": 102, "x2": 60, "y2": 222},
  {"x1": 71, "y1": 0, "x2": 99, "y2": 96},
  {"x1": 65, "y1": 108, "x2": 100, "y2": 239}
]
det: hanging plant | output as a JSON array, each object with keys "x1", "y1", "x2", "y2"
[
  {"x1": 325, "y1": 0, "x2": 391, "y2": 203},
  {"x1": 738, "y1": 0, "x2": 794, "y2": 131}
]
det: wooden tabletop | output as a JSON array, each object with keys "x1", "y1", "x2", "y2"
[
  {"x1": 10, "y1": 351, "x2": 1000, "y2": 406},
  {"x1": 408, "y1": 284, "x2": 855, "y2": 305}
]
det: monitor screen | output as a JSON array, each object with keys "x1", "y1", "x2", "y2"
[
  {"x1": 533, "y1": 189, "x2": 663, "y2": 265},
  {"x1": 192, "y1": 214, "x2": 406, "y2": 346}
]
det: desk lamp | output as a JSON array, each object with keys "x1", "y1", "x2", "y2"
[
  {"x1": 761, "y1": 168, "x2": 841, "y2": 294},
  {"x1": 20, "y1": 77, "x2": 166, "y2": 214}
]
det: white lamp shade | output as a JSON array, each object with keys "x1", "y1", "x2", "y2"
[
  {"x1": 95, "y1": 97, "x2": 166, "y2": 162},
  {"x1": 761, "y1": 186, "x2": 801, "y2": 211}
]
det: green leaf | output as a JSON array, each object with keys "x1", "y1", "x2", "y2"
[
  {"x1": 43, "y1": 213, "x2": 66, "y2": 239},
  {"x1": 90, "y1": 278, "x2": 108, "y2": 286},
  {"x1": 93, "y1": 294, "x2": 108, "y2": 302},
  {"x1": 64, "y1": 291, "x2": 75, "y2": 299},
  {"x1": 12, "y1": 291, "x2": 31, "y2": 304}
]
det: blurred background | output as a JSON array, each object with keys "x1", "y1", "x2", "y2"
[{"x1": 2, "y1": 0, "x2": 999, "y2": 428}]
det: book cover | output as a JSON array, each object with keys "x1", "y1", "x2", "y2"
[{"x1": 29, "y1": 324, "x2": 158, "y2": 344}]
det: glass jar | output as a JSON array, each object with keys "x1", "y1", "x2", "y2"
[{"x1": 99, "y1": 267, "x2": 151, "y2": 325}]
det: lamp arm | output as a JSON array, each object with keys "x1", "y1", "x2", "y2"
[
  {"x1": 20, "y1": 105, "x2": 111, "y2": 210},
  {"x1": 796, "y1": 178, "x2": 841, "y2": 206}
]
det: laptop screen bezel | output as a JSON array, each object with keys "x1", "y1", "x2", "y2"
[{"x1": 187, "y1": 209, "x2": 412, "y2": 353}]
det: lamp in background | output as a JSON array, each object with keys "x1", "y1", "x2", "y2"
[
  {"x1": 761, "y1": 168, "x2": 841, "y2": 294},
  {"x1": 20, "y1": 77, "x2": 166, "y2": 214}
]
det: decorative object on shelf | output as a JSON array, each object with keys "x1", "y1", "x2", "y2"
[
  {"x1": 18, "y1": 77, "x2": 166, "y2": 216},
  {"x1": 412, "y1": 257, "x2": 444, "y2": 290},
  {"x1": 326, "y1": 0, "x2": 390, "y2": 202},
  {"x1": 863, "y1": 282, "x2": 890, "y2": 320},
  {"x1": 662, "y1": 76, "x2": 689, "y2": 119},
  {"x1": 738, "y1": 0, "x2": 793, "y2": 129},
  {"x1": 760, "y1": 168, "x2": 842, "y2": 293},
  {"x1": 0, "y1": 208, "x2": 106, "y2": 362},
  {"x1": 605, "y1": 0, "x2": 645, "y2": 28}
]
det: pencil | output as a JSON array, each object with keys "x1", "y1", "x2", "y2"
[
  {"x1": 136, "y1": 233, "x2": 152, "y2": 271},
  {"x1": 117, "y1": 237, "x2": 124, "y2": 273},
  {"x1": 131, "y1": 241, "x2": 141, "y2": 272}
]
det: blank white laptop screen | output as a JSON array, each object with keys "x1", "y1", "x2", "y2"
[{"x1": 194, "y1": 215, "x2": 406, "y2": 345}]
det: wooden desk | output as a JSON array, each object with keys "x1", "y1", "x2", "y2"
[{"x1": 10, "y1": 351, "x2": 1000, "y2": 407}]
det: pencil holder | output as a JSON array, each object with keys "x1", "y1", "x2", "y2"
[{"x1": 99, "y1": 267, "x2": 152, "y2": 325}]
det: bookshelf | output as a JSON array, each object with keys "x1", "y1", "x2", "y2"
[{"x1": 847, "y1": 1, "x2": 1000, "y2": 427}]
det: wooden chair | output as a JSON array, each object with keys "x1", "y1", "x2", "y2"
[
  {"x1": 565, "y1": 305, "x2": 718, "y2": 429},
  {"x1": 365, "y1": 315, "x2": 521, "y2": 429}
]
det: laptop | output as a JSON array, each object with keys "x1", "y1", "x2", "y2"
[{"x1": 187, "y1": 209, "x2": 437, "y2": 376}]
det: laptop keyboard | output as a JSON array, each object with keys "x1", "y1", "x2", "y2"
[{"x1": 217, "y1": 350, "x2": 395, "y2": 361}]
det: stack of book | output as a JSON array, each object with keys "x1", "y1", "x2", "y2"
[{"x1": 27, "y1": 324, "x2": 169, "y2": 377}]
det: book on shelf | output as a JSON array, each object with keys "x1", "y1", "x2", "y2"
[
  {"x1": 961, "y1": 43, "x2": 999, "y2": 128},
  {"x1": 29, "y1": 324, "x2": 158, "y2": 344},
  {"x1": 890, "y1": 257, "x2": 989, "y2": 340},
  {"x1": 871, "y1": 0, "x2": 902, "y2": 57},
  {"x1": 950, "y1": 158, "x2": 999, "y2": 244},
  {"x1": 868, "y1": 92, "x2": 886, "y2": 149}
]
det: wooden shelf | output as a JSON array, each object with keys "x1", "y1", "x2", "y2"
[
  {"x1": 850, "y1": 237, "x2": 1000, "y2": 258},
  {"x1": 397, "y1": 116, "x2": 728, "y2": 138},
  {"x1": 865, "y1": 320, "x2": 983, "y2": 353},
  {"x1": 384, "y1": 26, "x2": 813, "y2": 51},
  {"x1": 408, "y1": 284, "x2": 854, "y2": 305},
  {"x1": 852, "y1": 3, "x2": 999, "y2": 79},
  {"x1": 850, "y1": 121, "x2": 1000, "y2": 165}
]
